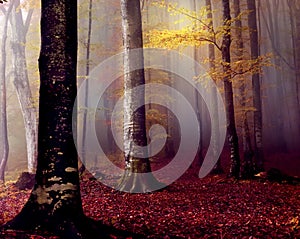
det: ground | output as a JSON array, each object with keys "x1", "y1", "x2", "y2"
[{"x1": 0, "y1": 166, "x2": 299, "y2": 239}]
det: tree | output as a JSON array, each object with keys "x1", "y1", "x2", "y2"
[
  {"x1": 233, "y1": 0, "x2": 254, "y2": 178},
  {"x1": 1, "y1": 1, "x2": 127, "y2": 238},
  {"x1": 3, "y1": 0, "x2": 84, "y2": 235},
  {"x1": 146, "y1": 1, "x2": 271, "y2": 178},
  {"x1": 221, "y1": 0, "x2": 240, "y2": 178},
  {"x1": 10, "y1": 0, "x2": 38, "y2": 174},
  {"x1": 118, "y1": 0, "x2": 164, "y2": 192},
  {"x1": 80, "y1": 0, "x2": 93, "y2": 168},
  {"x1": 0, "y1": 2, "x2": 13, "y2": 182},
  {"x1": 205, "y1": 0, "x2": 223, "y2": 175},
  {"x1": 246, "y1": 0, "x2": 264, "y2": 172},
  {"x1": 261, "y1": 0, "x2": 288, "y2": 153}
]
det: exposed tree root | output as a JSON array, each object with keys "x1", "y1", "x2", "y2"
[
  {"x1": 117, "y1": 170, "x2": 166, "y2": 193},
  {"x1": 1, "y1": 204, "x2": 143, "y2": 239}
]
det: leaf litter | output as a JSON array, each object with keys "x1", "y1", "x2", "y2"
[{"x1": 0, "y1": 170, "x2": 299, "y2": 238}]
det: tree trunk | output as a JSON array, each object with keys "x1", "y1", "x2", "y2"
[
  {"x1": 81, "y1": 0, "x2": 92, "y2": 166},
  {"x1": 233, "y1": 0, "x2": 254, "y2": 178},
  {"x1": 247, "y1": 0, "x2": 264, "y2": 172},
  {"x1": 4, "y1": 0, "x2": 83, "y2": 233},
  {"x1": 10, "y1": 0, "x2": 38, "y2": 174},
  {"x1": 221, "y1": 0, "x2": 240, "y2": 178},
  {"x1": 192, "y1": 0, "x2": 204, "y2": 166},
  {"x1": 118, "y1": 0, "x2": 164, "y2": 193},
  {"x1": 0, "y1": 3, "x2": 13, "y2": 183},
  {"x1": 287, "y1": 0, "x2": 300, "y2": 135},
  {"x1": 205, "y1": 0, "x2": 223, "y2": 174}
]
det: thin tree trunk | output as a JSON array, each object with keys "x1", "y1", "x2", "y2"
[
  {"x1": 287, "y1": 0, "x2": 300, "y2": 132},
  {"x1": 118, "y1": 0, "x2": 163, "y2": 193},
  {"x1": 247, "y1": 0, "x2": 264, "y2": 171},
  {"x1": 10, "y1": 0, "x2": 37, "y2": 174},
  {"x1": 222, "y1": 0, "x2": 240, "y2": 178},
  {"x1": 205, "y1": 0, "x2": 223, "y2": 174},
  {"x1": 80, "y1": 0, "x2": 92, "y2": 166},
  {"x1": 233, "y1": 0, "x2": 254, "y2": 178},
  {"x1": 192, "y1": 0, "x2": 204, "y2": 166},
  {"x1": 0, "y1": 3, "x2": 13, "y2": 182},
  {"x1": 263, "y1": 0, "x2": 288, "y2": 153}
]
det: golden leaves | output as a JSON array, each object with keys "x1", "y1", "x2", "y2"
[{"x1": 146, "y1": 28, "x2": 210, "y2": 49}]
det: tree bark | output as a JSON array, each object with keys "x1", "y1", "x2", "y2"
[
  {"x1": 247, "y1": 0, "x2": 264, "y2": 172},
  {"x1": 118, "y1": 0, "x2": 164, "y2": 193},
  {"x1": 233, "y1": 0, "x2": 254, "y2": 178},
  {"x1": 4, "y1": 1, "x2": 84, "y2": 234},
  {"x1": 0, "y1": 3, "x2": 13, "y2": 182},
  {"x1": 221, "y1": 0, "x2": 240, "y2": 178},
  {"x1": 10, "y1": 0, "x2": 38, "y2": 174}
]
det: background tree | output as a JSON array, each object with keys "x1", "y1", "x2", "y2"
[
  {"x1": 247, "y1": 0, "x2": 264, "y2": 172},
  {"x1": 205, "y1": 0, "x2": 223, "y2": 174},
  {"x1": 262, "y1": 0, "x2": 288, "y2": 153},
  {"x1": 221, "y1": 0, "x2": 240, "y2": 178},
  {"x1": 80, "y1": 0, "x2": 93, "y2": 170},
  {"x1": 232, "y1": 0, "x2": 254, "y2": 178},
  {"x1": 10, "y1": 0, "x2": 38, "y2": 174},
  {"x1": 0, "y1": 2, "x2": 13, "y2": 182}
]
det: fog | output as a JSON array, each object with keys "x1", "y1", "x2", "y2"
[{"x1": 1, "y1": 0, "x2": 299, "y2": 180}]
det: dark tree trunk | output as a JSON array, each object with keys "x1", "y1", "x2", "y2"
[
  {"x1": 247, "y1": 0, "x2": 264, "y2": 172},
  {"x1": 1, "y1": 1, "x2": 129, "y2": 238},
  {"x1": 221, "y1": 0, "x2": 240, "y2": 178},
  {"x1": 0, "y1": 3, "x2": 13, "y2": 183},
  {"x1": 118, "y1": 0, "x2": 164, "y2": 193},
  {"x1": 10, "y1": 0, "x2": 38, "y2": 174},
  {"x1": 4, "y1": 0, "x2": 83, "y2": 233},
  {"x1": 233, "y1": 0, "x2": 254, "y2": 178}
]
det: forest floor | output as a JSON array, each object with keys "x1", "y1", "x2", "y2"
[{"x1": 0, "y1": 166, "x2": 299, "y2": 239}]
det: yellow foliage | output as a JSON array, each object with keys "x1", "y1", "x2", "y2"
[{"x1": 146, "y1": 1, "x2": 273, "y2": 84}]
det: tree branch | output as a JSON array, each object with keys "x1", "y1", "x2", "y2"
[{"x1": 24, "y1": 9, "x2": 34, "y2": 34}]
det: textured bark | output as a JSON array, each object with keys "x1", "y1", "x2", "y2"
[
  {"x1": 10, "y1": 0, "x2": 38, "y2": 173},
  {"x1": 247, "y1": 0, "x2": 264, "y2": 172},
  {"x1": 233, "y1": 0, "x2": 254, "y2": 178},
  {"x1": 7, "y1": 0, "x2": 81, "y2": 226},
  {"x1": 0, "y1": 3, "x2": 13, "y2": 182},
  {"x1": 2, "y1": 1, "x2": 91, "y2": 238},
  {"x1": 221, "y1": 0, "x2": 240, "y2": 178},
  {"x1": 118, "y1": 0, "x2": 163, "y2": 193}
]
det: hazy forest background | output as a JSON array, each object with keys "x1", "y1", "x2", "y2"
[
  {"x1": 0, "y1": 0, "x2": 299, "y2": 180},
  {"x1": 0, "y1": 0, "x2": 299, "y2": 238}
]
